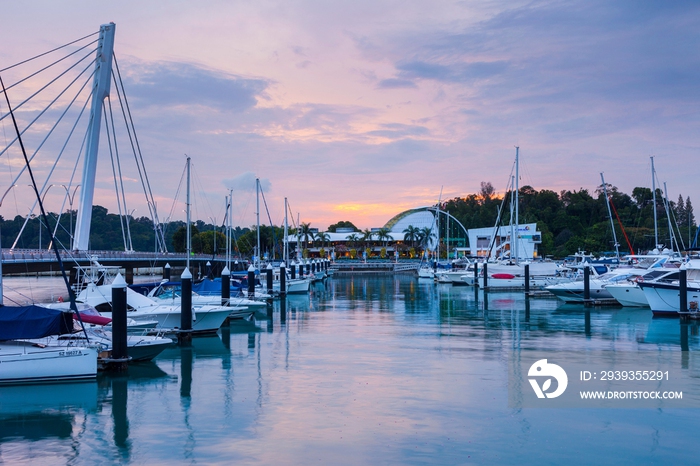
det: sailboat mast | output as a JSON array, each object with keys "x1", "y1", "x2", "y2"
[
  {"x1": 186, "y1": 156, "x2": 191, "y2": 270},
  {"x1": 256, "y1": 178, "x2": 261, "y2": 267},
  {"x1": 651, "y1": 156, "x2": 659, "y2": 249},
  {"x1": 663, "y1": 182, "x2": 676, "y2": 251},
  {"x1": 514, "y1": 146, "x2": 519, "y2": 264},
  {"x1": 284, "y1": 197, "x2": 289, "y2": 263},
  {"x1": 510, "y1": 175, "x2": 515, "y2": 262},
  {"x1": 436, "y1": 187, "x2": 443, "y2": 262},
  {"x1": 600, "y1": 172, "x2": 620, "y2": 261}
]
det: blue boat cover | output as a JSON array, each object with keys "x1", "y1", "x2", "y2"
[
  {"x1": 0, "y1": 305, "x2": 74, "y2": 340},
  {"x1": 192, "y1": 278, "x2": 244, "y2": 296}
]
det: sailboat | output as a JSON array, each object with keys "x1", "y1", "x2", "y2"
[{"x1": 477, "y1": 148, "x2": 562, "y2": 289}]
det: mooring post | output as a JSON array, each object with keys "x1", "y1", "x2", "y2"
[
  {"x1": 180, "y1": 267, "x2": 193, "y2": 341},
  {"x1": 306, "y1": 260, "x2": 311, "y2": 277},
  {"x1": 266, "y1": 263, "x2": 273, "y2": 294},
  {"x1": 125, "y1": 266, "x2": 134, "y2": 285},
  {"x1": 680, "y1": 268, "x2": 688, "y2": 316},
  {"x1": 111, "y1": 272, "x2": 128, "y2": 370},
  {"x1": 221, "y1": 266, "x2": 230, "y2": 306},
  {"x1": 290, "y1": 260, "x2": 296, "y2": 279},
  {"x1": 524, "y1": 264, "x2": 530, "y2": 294},
  {"x1": 583, "y1": 266, "x2": 591, "y2": 303},
  {"x1": 483, "y1": 263, "x2": 488, "y2": 289},
  {"x1": 247, "y1": 264, "x2": 256, "y2": 298},
  {"x1": 473, "y1": 261, "x2": 478, "y2": 285},
  {"x1": 163, "y1": 263, "x2": 171, "y2": 281},
  {"x1": 280, "y1": 262, "x2": 287, "y2": 296}
]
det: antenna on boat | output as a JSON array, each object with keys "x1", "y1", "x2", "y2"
[{"x1": 0, "y1": 75, "x2": 89, "y2": 340}]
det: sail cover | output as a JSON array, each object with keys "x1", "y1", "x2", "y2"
[{"x1": 0, "y1": 305, "x2": 74, "y2": 339}]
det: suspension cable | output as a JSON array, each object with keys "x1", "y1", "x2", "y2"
[
  {"x1": 112, "y1": 54, "x2": 167, "y2": 251},
  {"x1": 0, "y1": 41, "x2": 98, "y2": 96},
  {"x1": 103, "y1": 103, "x2": 128, "y2": 251},
  {"x1": 107, "y1": 95, "x2": 133, "y2": 251},
  {"x1": 0, "y1": 30, "x2": 99, "y2": 73},
  {"x1": 0, "y1": 54, "x2": 96, "y2": 158},
  {"x1": 0, "y1": 48, "x2": 96, "y2": 127},
  {"x1": 10, "y1": 72, "x2": 96, "y2": 249},
  {"x1": 49, "y1": 119, "x2": 90, "y2": 249}
]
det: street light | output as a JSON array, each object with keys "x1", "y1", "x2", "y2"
[
  {"x1": 0, "y1": 184, "x2": 17, "y2": 208},
  {"x1": 32, "y1": 184, "x2": 55, "y2": 250},
  {"x1": 61, "y1": 185, "x2": 80, "y2": 250}
]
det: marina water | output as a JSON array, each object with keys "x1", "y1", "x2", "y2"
[{"x1": 1, "y1": 274, "x2": 698, "y2": 464}]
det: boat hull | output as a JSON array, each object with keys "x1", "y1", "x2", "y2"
[
  {"x1": 639, "y1": 282, "x2": 700, "y2": 316},
  {"x1": 605, "y1": 283, "x2": 649, "y2": 307},
  {"x1": 0, "y1": 341, "x2": 97, "y2": 385}
]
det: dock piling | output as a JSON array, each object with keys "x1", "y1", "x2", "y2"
[
  {"x1": 111, "y1": 273, "x2": 128, "y2": 370},
  {"x1": 221, "y1": 266, "x2": 230, "y2": 306},
  {"x1": 280, "y1": 262, "x2": 286, "y2": 296},
  {"x1": 179, "y1": 267, "x2": 193, "y2": 342}
]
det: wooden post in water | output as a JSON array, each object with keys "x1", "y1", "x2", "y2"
[
  {"x1": 583, "y1": 266, "x2": 591, "y2": 303},
  {"x1": 221, "y1": 266, "x2": 230, "y2": 306},
  {"x1": 266, "y1": 263, "x2": 274, "y2": 294},
  {"x1": 306, "y1": 260, "x2": 311, "y2": 277},
  {"x1": 483, "y1": 263, "x2": 488, "y2": 289},
  {"x1": 247, "y1": 264, "x2": 256, "y2": 298},
  {"x1": 111, "y1": 273, "x2": 128, "y2": 370},
  {"x1": 280, "y1": 262, "x2": 286, "y2": 296},
  {"x1": 680, "y1": 268, "x2": 688, "y2": 316},
  {"x1": 163, "y1": 263, "x2": 171, "y2": 281},
  {"x1": 524, "y1": 264, "x2": 530, "y2": 295},
  {"x1": 473, "y1": 262, "x2": 478, "y2": 285},
  {"x1": 125, "y1": 266, "x2": 134, "y2": 285},
  {"x1": 290, "y1": 260, "x2": 296, "y2": 279},
  {"x1": 180, "y1": 267, "x2": 193, "y2": 341}
]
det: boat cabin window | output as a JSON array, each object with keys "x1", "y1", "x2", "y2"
[
  {"x1": 657, "y1": 272, "x2": 680, "y2": 283},
  {"x1": 641, "y1": 270, "x2": 667, "y2": 280}
]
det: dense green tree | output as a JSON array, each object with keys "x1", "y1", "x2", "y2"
[{"x1": 327, "y1": 221, "x2": 358, "y2": 232}]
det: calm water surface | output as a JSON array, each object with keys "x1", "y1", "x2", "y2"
[{"x1": 1, "y1": 275, "x2": 698, "y2": 464}]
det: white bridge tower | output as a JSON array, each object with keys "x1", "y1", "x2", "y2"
[{"x1": 72, "y1": 23, "x2": 115, "y2": 251}]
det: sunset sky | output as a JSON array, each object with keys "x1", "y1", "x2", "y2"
[{"x1": 1, "y1": 1, "x2": 698, "y2": 232}]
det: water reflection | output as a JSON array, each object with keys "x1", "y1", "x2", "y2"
[{"x1": 1, "y1": 275, "x2": 699, "y2": 464}]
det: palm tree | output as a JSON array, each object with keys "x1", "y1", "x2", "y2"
[
  {"x1": 403, "y1": 225, "x2": 420, "y2": 248},
  {"x1": 346, "y1": 233, "x2": 360, "y2": 248},
  {"x1": 299, "y1": 222, "x2": 312, "y2": 253},
  {"x1": 418, "y1": 226, "x2": 434, "y2": 253},
  {"x1": 376, "y1": 227, "x2": 391, "y2": 248},
  {"x1": 362, "y1": 228, "x2": 374, "y2": 248},
  {"x1": 317, "y1": 231, "x2": 330, "y2": 249}
]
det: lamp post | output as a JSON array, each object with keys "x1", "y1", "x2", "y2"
[
  {"x1": 0, "y1": 184, "x2": 17, "y2": 208},
  {"x1": 61, "y1": 185, "x2": 80, "y2": 250},
  {"x1": 34, "y1": 184, "x2": 55, "y2": 250}
]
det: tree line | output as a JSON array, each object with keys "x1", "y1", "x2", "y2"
[
  {"x1": 1, "y1": 183, "x2": 696, "y2": 259},
  {"x1": 443, "y1": 182, "x2": 696, "y2": 258}
]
